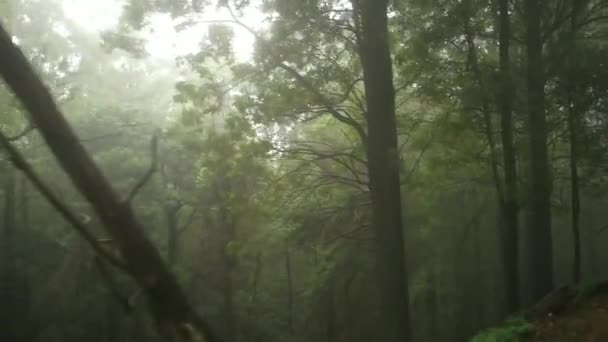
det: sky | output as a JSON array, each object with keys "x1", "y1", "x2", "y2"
[{"x1": 61, "y1": 0, "x2": 262, "y2": 62}]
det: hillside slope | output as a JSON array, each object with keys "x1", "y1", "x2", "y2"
[{"x1": 472, "y1": 282, "x2": 608, "y2": 342}]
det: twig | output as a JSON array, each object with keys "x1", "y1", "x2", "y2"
[
  {"x1": 178, "y1": 207, "x2": 199, "y2": 235},
  {"x1": 404, "y1": 133, "x2": 435, "y2": 182},
  {"x1": 324, "y1": 223, "x2": 371, "y2": 245},
  {"x1": 0, "y1": 130, "x2": 126, "y2": 270},
  {"x1": 125, "y1": 131, "x2": 159, "y2": 203},
  {"x1": 7, "y1": 123, "x2": 35, "y2": 141}
]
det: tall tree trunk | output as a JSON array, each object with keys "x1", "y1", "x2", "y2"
[
  {"x1": 0, "y1": 24, "x2": 220, "y2": 342},
  {"x1": 462, "y1": 0, "x2": 520, "y2": 319},
  {"x1": 568, "y1": 108, "x2": 581, "y2": 284},
  {"x1": 249, "y1": 252, "x2": 262, "y2": 317},
  {"x1": 249, "y1": 252, "x2": 263, "y2": 342},
  {"x1": 498, "y1": 0, "x2": 520, "y2": 313},
  {"x1": 462, "y1": 0, "x2": 505, "y2": 210},
  {"x1": 325, "y1": 276, "x2": 335, "y2": 342},
  {"x1": 426, "y1": 268, "x2": 438, "y2": 341},
  {"x1": 0, "y1": 166, "x2": 19, "y2": 342},
  {"x1": 357, "y1": 1, "x2": 411, "y2": 340},
  {"x1": 524, "y1": 0, "x2": 554, "y2": 302},
  {"x1": 216, "y1": 186, "x2": 236, "y2": 342},
  {"x1": 285, "y1": 238, "x2": 295, "y2": 336},
  {"x1": 160, "y1": 163, "x2": 182, "y2": 268},
  {"x1": 473, "y1": 215, "x2": 485, "y2": 328},
  {"x1": 0, "y1": 167, "x2": 29, "y2": 342},
  {"x1": 567, "y1": 0, "x2": 582, "y2": 284},
  {"x1": 165, "y1": 204, "x2": 180, "y2": 267},
  {"x1": 16, "y1": 171, "x2": 31, "y2": 340},
  {"x1": 20, "y1": 173, "x2": 29, "y2": 228}
]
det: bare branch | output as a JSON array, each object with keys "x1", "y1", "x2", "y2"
[
  {"x1": 7, "y1": 123, "x2": 35, "y2": 141},
  {"x1": 178, "y1": 208, "x2": 199, "y2": 235},
  {"x1": 224, "y1": 4, "x2": 368, "y2": 144},
  {"x1": 125, "y1": 132, "x2": 159, "y2": 203},
  {"x1": 326, "y1": 77, "x2": 364, "y2": 105},
  {"x1": 404, "y1": 134, "x2": 435, "y2": 182},
  {"x1": 325, "y1": 223, "x2": 371, "y2": 245}
]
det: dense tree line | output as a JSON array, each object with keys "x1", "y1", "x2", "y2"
[{"x1": 1, "y1": 0, "x2": 607, "y2": 341}]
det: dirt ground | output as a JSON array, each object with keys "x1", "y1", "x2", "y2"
[{"x1": 527, "y1": 292, "x2": 608, "y2": 342}]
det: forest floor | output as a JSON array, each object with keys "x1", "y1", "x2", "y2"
[
  {"x1": 472, "y1": 281, "x2": 608, "y2": 342},
  {"x1": 526, "y1": 290, "x2": 608, "y2": 341}
]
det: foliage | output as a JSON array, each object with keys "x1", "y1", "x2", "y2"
[
  {"x1": 575, "y1": 279, "x2": 608, "y2": 298},
  {"x1": 470, "y1": 317, "x2": 533, "y2": 342},
  {"x1": 1, "y1": 0, "x2": 608, "y2": 341}
]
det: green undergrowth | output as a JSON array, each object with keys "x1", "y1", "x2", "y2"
[
  {"x1": 575, "y1": 278, "x2": 608, "y2": 299},
  {"x1": 470, "y1": 316, "x2": 533, "y2": 342}
]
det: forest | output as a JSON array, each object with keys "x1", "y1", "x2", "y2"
[{"x1": 0, "y1": 0, "x2": 607, "y2": 341}]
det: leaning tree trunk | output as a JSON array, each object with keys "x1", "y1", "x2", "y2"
[
  {"x1": 524, "y1": 0, "x2": 554, "y2": 303},
  {"x1": 498, "y1": 0, "x2": 520, "y2": 313},
  {"x1": 0, "y1": 24, "x2": 219, "y2": 342},
  {"x1": 358, "y1": 0, "x2": 412, "y2": 341}
]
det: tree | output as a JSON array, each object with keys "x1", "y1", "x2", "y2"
[
  {"x1": 498, "y1": 0, "x2": 520, "y2": 313},
  {"x1": 524, "y1": 0, "x2": 554, "y2": 302},
  {"x1": 0, "y1": 165, "x2": 25, "y2": 342},
  {"x1": 356, "y1": 0, "x2": 411, "y2": 340},
  {"x1": 566, "y1": 0, "x2": 582, "y2": 284}
]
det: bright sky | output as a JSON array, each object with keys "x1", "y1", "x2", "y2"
[{"x1": 61, "y1": 0, "x2": 263, "y2": 62}]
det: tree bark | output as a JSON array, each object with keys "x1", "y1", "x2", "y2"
[
  {"x1": 0, "y1": 24, "x2": 219, "y2": 342},
  {"x1": 524, "y1": 0, "x2": 554, "y2": 302},
  {"x1": 498, "y1": 0, "x2": 520, "y2": 313},
  {"x1": 358, "y1": 0, "x2": 411, "y2": 340}
]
